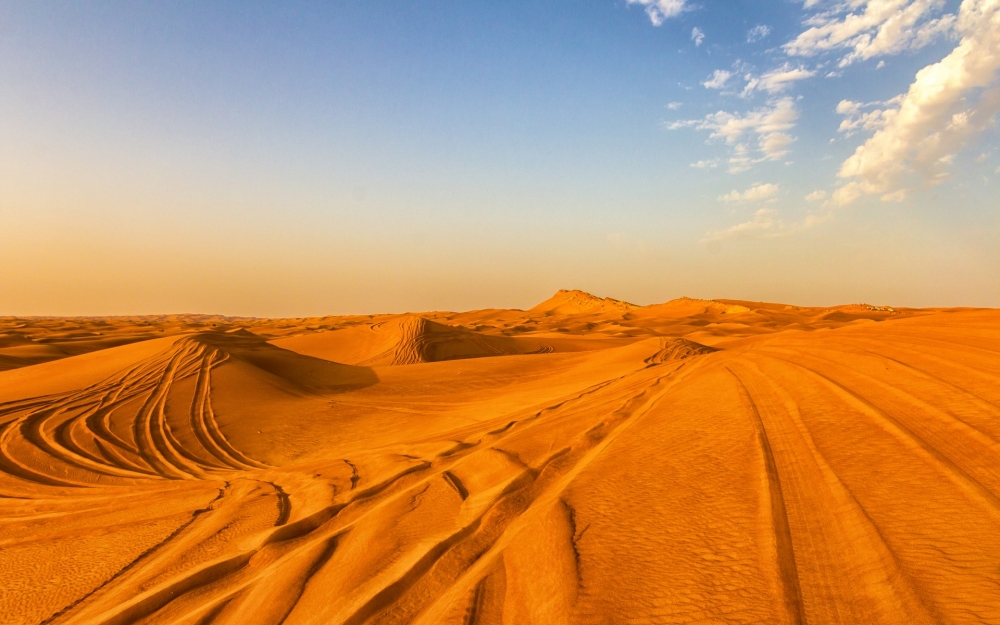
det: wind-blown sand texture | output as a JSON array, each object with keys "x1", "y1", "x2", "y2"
[{"x1": 2, "y1": 290, "x2": 1000, "y2": 624}]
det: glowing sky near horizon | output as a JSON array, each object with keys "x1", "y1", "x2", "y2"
[{"x1": 1, "y1": 0, "x2": 998, "y2": 316}]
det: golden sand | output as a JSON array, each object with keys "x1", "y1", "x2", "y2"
[{"x1": 2, "y1": 290, "x2": 998, "y2": 624}]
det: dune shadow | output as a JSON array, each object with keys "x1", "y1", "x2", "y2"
[{"x1": 191, "y1": 330, "x2": 380, "y2": 395}]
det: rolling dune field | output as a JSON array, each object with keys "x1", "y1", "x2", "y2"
[{"x1": 2, "y1": 290, "x2": 999, "y2": 624}]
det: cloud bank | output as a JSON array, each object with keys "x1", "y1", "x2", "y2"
[{"x1": 834, "y1": 0, "x2": 1000, "y2": 204}]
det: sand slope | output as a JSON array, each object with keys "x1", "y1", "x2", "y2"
[
  {"x1": 2, "y1": 293, "x2": 999, "y2": 624},
  {"x1": 270, "y1": 315, "x2": 553, "y2": 366},
  {"x1": 529, "y1": 289, "x2": 639, "y2": 315}
]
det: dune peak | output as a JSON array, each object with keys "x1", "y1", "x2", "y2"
[
  {"x1": 530, "y1": 289, "x2": 639, "y2": 315},
  {"x1": 651, "y1": 297, "x2": 751, "y2": 316}
]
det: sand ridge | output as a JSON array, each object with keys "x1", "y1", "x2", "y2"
[{"x1": 1, "y1": 291, "x2": 998, "y2": 624}]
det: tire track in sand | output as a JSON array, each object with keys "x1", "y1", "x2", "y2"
[
  {"x1": 728, "y1": 367, "x2": 804, "y2": 625},
  {"x1": 729, "y1": 359, "x2": 938, "y2": 625}
]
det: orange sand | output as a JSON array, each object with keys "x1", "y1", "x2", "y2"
[{"x1": 1, "y1": 290, "x2": 999, "y2": 624}]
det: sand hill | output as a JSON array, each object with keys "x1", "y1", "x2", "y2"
[
  {"x1": 1, "y1": 292, "x2": 998, "y2": 624},
  {"x1": 271, "y1": 314, "x2": 550, "y2": 366},
  {"x1": 641, "y1": 296, "x2": 752, "y2": 318},
  {"x1": 529, "y1": 289, "x2": 639, "y2": 315}
]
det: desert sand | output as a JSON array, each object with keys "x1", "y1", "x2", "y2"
[{"x1": 2, "y1": 289, "x2": 999, "y2": 624}]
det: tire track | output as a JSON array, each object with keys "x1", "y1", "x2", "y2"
[
  {"x1": 767, "y1": 353, "x2": 1000, "y2": 518},
  {"x1": 729, "y1": 358, "x2": 938, "y2": 625},
  {"x1": 728, "y1": 368, "x2": 804, "y2": 625},
  {"x1": 410, "y1": 357, "x2": 714, "y2": 625},
  {"x1": 73, "y1": 357, "x2": 703, "y2": 625}
]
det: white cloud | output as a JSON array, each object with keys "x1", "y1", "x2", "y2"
[
  {"x1": 703, "y1": 69, "x2": 732, "y2": 89},
  {"x1": 836, "y1": 98, "x2": 901, "y2": 136},
  {"x1": 692, "y1": 27, "x2": 705, "y2": 46},
  {"x1": 685, "y1": 97, "x2": 799, "y2": 173},
  {"x1": 668, "y1": 98, "x2": 800, "y2": 173},
  {"x1": 667, "y1": 101, "x2": 683, "y2": 110},
  {"x1": 837, "y1": 99, "x2": 862, "y2": 116},
  {"x1": 690, "y1": 159, "x2": 719, "y2": 168},
  {"x1": 627, "y1": 0, "x2": 688, "y2": 25},
  {"x1": 702, "y1": 98, "x2": 798, "y2": 143},
  {"x1": 728, "y1": 143, "x2": 753, "y2": 173},
  {"x1": 785, "y1": 0, "x2": 957, "y2": 67},
  {"x1": 720, "y1": 183, "x2": 780, "y2": 203},
  {"x1": 758, "y1": 131, "x2": 795, "y2": 157},
  {"x1": 834, "y1": 0, "x2": 1000, "y2": 204},
  {"x1": 742, "y1": 64, "x2": 817, "y2": 96},
  {"x1": 805, "y1": 190, "x2": 828, "y2": 202},
  {"x1": 665, "y1": 119, "x2": 698, "y2": 130},
  {"x1": 838, "y1": 109, "x2": 889, "y2": 134},
  {"x1": 748, "y1": 24, "x2": 772, "y2": 42}
]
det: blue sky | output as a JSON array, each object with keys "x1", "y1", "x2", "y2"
[{"x1": 1, "y1": 0, "x2": 998, "y2": 315}]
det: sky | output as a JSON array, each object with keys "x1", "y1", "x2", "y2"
[{"x1": 1, "y1": 0, "x2": 998, "y2": 316}]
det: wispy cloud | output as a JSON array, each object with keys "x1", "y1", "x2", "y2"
[
  {"x1": 627, "y1": 0, "x2": 688, "y2": 25},
  {"x1": 805, "y1": 190, "x2": 827, "y2": 202},
  {"x1": 835, "y1": 97, "x2": 901, "y2": 136},
  {"x1": 784, "y1": 0, "x2": 956, "y2": 67},
  {"x1": 719, "y1": 183, "x2": 780, "y2": 203},
  {"x1": 702, "y1": 207, "x2": 833, "y2": 242},
  {"x1": 747, "y1": 24, "x2": 771, "y2": 42},
  {"x1": 702, "y1": 70, "x2": 732, "y2": 89},
  {"x1": 667, "y1": 97, "x2": 799, "y2": 173},
  {"x1": 702, "y1": 208, "x2": 785, "y2": 241},
  {"x1": 833, "y1": 0, "x2": 1000, "y2": 204},
  {"x1": 742, "y1": 64, "x2": 816, "y2": 96},
  {"x1": 692, "y1": 27, "x2": 705, "y2": 46}
]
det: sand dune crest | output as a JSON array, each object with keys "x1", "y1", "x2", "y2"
[
  {"x1": 271, "y1": 315, "x2": 550, "y2": 366},
  {"x1": 529, "y1": 289, "x2": 639, "y2": 315}
]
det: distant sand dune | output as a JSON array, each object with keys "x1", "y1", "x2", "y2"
[
  {"x1": 1, "y1": 294, "x2": 999, "y2": 624},
  {"x1": 643, "y1": 337, "x2": 720, "y2": 364},
  {"x1": 529, "y1": 288, "x2": 639, "y2": 315},
  {"x1": 272, "y1": 315, "x2": 551, "y2": 366}
]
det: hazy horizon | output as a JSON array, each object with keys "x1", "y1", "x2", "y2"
[{"x1": 3, "y1": 0, "x2": 999, "y2": 316}]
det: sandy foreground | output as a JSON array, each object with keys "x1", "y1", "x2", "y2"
[{"x1": 1, "y1": 290, "x2": 999, "y2": 624}]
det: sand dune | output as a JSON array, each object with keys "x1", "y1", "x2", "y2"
[
  {"x1": 271, "y1": 315, "x2": 553, "y2": 366},
  {"x1": 2, "y1": 292, "x2": 999, "y2": 623},
  {"x1": 529, "y1": 289, "x2": 638, "y2": 315}
]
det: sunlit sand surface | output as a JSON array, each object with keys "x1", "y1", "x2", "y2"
[{"x1": 2, "y1": 290, "x2": 999, "y2": 624}]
